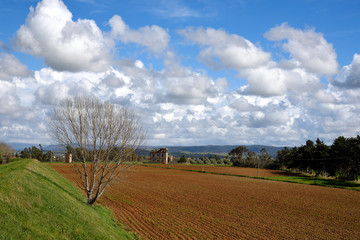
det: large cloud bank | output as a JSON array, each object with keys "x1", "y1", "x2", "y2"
[{"x1": 1, "y1": 0, "x2": 359, "y2": 146}]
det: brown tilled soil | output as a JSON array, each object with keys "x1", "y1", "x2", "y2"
[
  {"x1": 50, "y1": 164, "x2": 360, "y2": 240},
  {"x1": 150, "y1": 164, "x2": 297, "y2": 177}
]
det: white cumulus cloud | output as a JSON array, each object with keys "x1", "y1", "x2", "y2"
[
  {"x1": 162, "y1": 52, "x2": 218, "y2": 105},
  {"x1": 110, "y1": 15, "x2": 169, "y2": 54},
  {"x1": 1, "y1": 0, "x2": 359, "y2": 147},
  {"x1": 333, "y1": 53, "x2": 360, "y2": 88},
  {"x1": 0, "y1": 53, "x2": 32, "y2": 81},
  {"x1": 179, "y1": 27, "x2": 271, "y2": 70},
  {"x1": 0, "y1": 81, "x2": 21, "y2": 114},
  {"x1": 240, "y1": 65, "x2": 322, "y2": 96},
  {"x1": 14, "y1": 0, "x2": 113, "y2": 72},
  {"x1": 264, "y1": 23, "x2": 339, "y2": 75}
]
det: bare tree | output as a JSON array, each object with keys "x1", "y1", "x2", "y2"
[
  {"x1": 0, "y1": 142, "x2": 15, "y2": 164},
  {"x1": 49, "y1": 96, "x2": 145, "y2": 206}
]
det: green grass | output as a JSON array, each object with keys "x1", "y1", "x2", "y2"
[
  {"x1": 144, "y1": 164, "x2": 360, "y2": 191},
  {"x1": 267, "y1": 176, "x2": 360, "y2": 190},
  {"x1": 0, "y1": 159, "x2": 135, "y2": 240}
]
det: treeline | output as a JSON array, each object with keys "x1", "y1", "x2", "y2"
[
  {"x1": 19, "y1": 144, "x2": 146, "y2": 163},
  {"x1": 176, "y1": 147, "x2": 277, "y2": 168},
  {"x1": 178, "y1": 155, "x2": 231, "y2": 165},
  {"x1": 277, "y1": 136, "x2": 360, "y2": 181},
  {"x1": 65, "y1": 145, "x2": 141, "y2": 163},
  {"x1": 20, "y1": 144, "x2": 54, "y2": 162},
  {"x1": 18, "y1": 145, "x2": 143, "y2": 163},
  {"x1": 228, "y1": 146, "x2": 277, "y2": 169}
]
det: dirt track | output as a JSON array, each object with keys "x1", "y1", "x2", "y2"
[{"x1": 50, "y1": 164, "x2": 360, "y2": 240}]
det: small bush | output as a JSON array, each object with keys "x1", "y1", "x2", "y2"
[
  {"x1": 216, "y1": 159, "x2": 224, "y2": 165},
  {"x1": 196, "y1": 159, "x2": 204, "y2": 164}
]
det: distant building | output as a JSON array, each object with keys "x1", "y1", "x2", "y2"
[
  {"x1": 150, "y1": 148, "x2": 173, "y2": 164},
  {"x1": 65, "y1": 153, "x2": 72, "y2": 163}
]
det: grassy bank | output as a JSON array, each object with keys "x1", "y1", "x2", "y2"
[{"x1": 0, "y1": 159, "x2": 135, "y2": 240}]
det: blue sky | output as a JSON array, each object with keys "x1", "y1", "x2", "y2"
[{"x1": 0, "y1": 0, "x2": 360, "y2": 146}]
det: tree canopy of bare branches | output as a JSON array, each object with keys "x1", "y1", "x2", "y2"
[
  {"x1": 0, "y1": 142, "x2": 14, "y2": 164},
  {"x1": 49, "y1": 96, "x2": 145, "y2": 206}
]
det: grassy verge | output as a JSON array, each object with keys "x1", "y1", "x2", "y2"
[
  {"x1": 144, "y1": 164, "x2": 360, "y2": 191},
  {"x1": 266, "y1": 176, "x2": 360, "y2": 190},
  {"x1": 0, "y1": 159, "x2": 135, "y2": 240}
]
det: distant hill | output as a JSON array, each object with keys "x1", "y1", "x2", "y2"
[
  {"x1": 42, "y1": 144, "x2": 66, "y2": 151},
  {"x1": 7, "y1": 142, "x2": 35, "y2": 151},
  {"x1": 141, "y1": 145, "x2": 287, "y2": 158},
  {"x1": 8, "y1": 143, "x2": 66, "y2": 152}
]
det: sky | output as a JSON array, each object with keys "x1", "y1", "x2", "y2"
[{"x1": 0, "y1": 0, "x2": 360, "y2": 147}]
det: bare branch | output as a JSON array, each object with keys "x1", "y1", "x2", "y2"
[{"x1": 49, "y1": 96, "x2": 145, "y2": 206}]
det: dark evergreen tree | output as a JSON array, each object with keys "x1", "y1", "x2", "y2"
[
  {"x1": 277, "y1": 136, "x2": 360, "y2": 181},
  {"x1": 179, "y1": 155, "x2": 187, "y2": 163},
  {"x1": 229, "y1": 146, "x2": 248, "y2": 166}
]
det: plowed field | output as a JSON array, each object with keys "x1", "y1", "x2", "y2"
[
  {"x1": 50, "y1": 164, "x2": 360, "y2": 240},
  {"x1": 149, "y1": 164, "x2": 292, "y2": 177}
]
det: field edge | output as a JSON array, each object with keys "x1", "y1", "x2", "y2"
[{"x1": 143, "y1": 164, "x2": 360, "y2": 191}]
